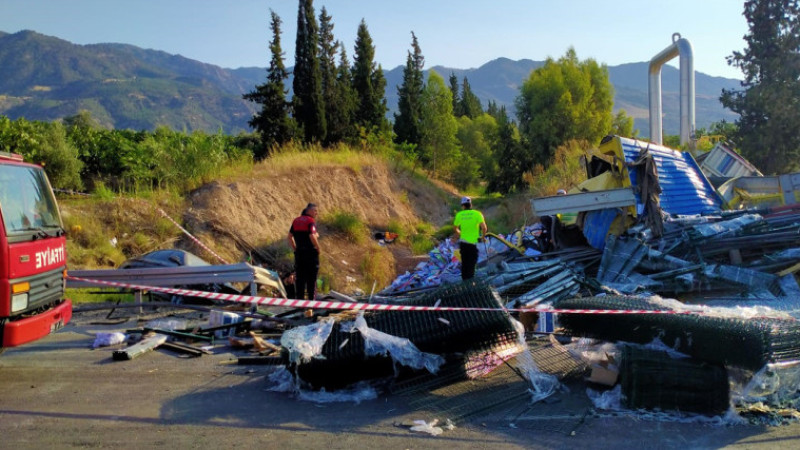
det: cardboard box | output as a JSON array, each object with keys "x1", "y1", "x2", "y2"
[{"x1": 587, "y1": 363, "x2": 619, "y2": 386}]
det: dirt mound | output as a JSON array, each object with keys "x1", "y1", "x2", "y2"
[
  {"x1": 188, "y1": 163, "x2": 451, "y2": 244},
  {"x1": 183, "y1": 161, "x2": 456, "y2": 292},
  {"x1": 60, "y1": 157, "x2": 459, "y2": 294}
]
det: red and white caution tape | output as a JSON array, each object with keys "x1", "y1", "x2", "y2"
[{"x1": 66, "y1": 275, "x2": 701, "y2": 315}]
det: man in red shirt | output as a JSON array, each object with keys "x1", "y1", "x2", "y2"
[{"x1": 287, "y1": 203, "x2": 320, "y2": 300}]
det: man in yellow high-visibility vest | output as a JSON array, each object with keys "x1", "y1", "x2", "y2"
[{"x1": 454, "y1": 196, "x2": 487, "y2": 280}]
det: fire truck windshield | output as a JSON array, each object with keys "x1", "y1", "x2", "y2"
[{"x1": 0, "y1": 164, "x2": 63, "y2": 239}]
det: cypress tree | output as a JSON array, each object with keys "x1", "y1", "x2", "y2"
[
  {"x1": 393, "y1": 32, "x2": 425, "y2": 145},
  {"x1": 486, "y1": 100, "x2": 500, "y2": 119},
  {"x1": 292, "y1": 0, "x2": 326, "y2": 143},
  {"x1": 318, "y1": 6, "x2": 338, "y2": 145},
  {"x1": 329, "y1": 42, "x2": 357, "y2": 143},
  {"x1": 243, "y1": 10, "x2": 294, "y2": 159},
  {"x1": 352, "y1": 20, "x2": 388, "y2": 132},
  {"x1": 449, "y1": 72, "x2": 462, "y2": 117},
  {"x1": 459, "y1": 77, "x2": 483, "y2": 119},
  {"x1": 487, "y1": 106, "x2": 525, "y2": 194}
]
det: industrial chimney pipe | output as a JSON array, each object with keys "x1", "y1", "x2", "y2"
[{"x1": 648, "y1": 33, "x2": 695, "y2": 150}]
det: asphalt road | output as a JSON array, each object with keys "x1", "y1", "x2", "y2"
[{"x1": 2, "y1": 313, "x2": 800, "y2": 449}]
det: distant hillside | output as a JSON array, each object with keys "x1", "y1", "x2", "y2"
[
  {"x1": 0, "y1": 30, "x2": 256, "y2": 133},
  {"x1": 383, "y1": 60, "x2": 741, "y2": 137},
  {"x1": 0, "y1": 30, "x2": 741, "y2": 137}
]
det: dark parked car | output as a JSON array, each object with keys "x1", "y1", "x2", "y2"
[{"x1": 119, "y1": 249, "x2": 240, "y2": 304}]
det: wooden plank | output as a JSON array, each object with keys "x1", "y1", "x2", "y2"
[
  {"x1": 159, "y1": 341, "x2": 207, "y2": 357},
  {"x1": 777, "y1": 261, "x2": 800, "y2": 277}
]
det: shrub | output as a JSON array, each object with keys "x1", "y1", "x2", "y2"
[
  {"x1": 434, "y1": 224, "x2": 455, "y2": 241},
  {"x1": 359, "y1": 245, "x2": 394, "y2": 294},
  {"x1": 524, "y1": 139, "x2": 589, "y2": 198},
  {"x1": 386, "y1": 218, "x2": 404, "y2": 236},
  {"x1": 322, "y1": 209, "x2": 367, "y2": 243},
  {"x1": 410, "y1": 233, "x2": 435, "y2": 255},
  {"x1": 93, "y1": 181, "x2": 115, "y2": 201}
]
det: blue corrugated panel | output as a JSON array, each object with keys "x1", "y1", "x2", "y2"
[
  {"x1": 582, "y1": 208, "x2": 622, "y2": 250},
  {"x1": 620, "y1": 138, "x2": 723, "y2": 215}
]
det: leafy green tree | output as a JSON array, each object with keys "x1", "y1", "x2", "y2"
[
  {"x1": 515, "y1": 48, "x2": 613, "y2": 180},
  {"x1": 64, "y1": 110, "x2": 103, "y2": 177},
  {"x1": 721, "y1": 0, "x2": 800, "y2": 174},
  {"x1": 292, "y1": 0, "x2": 326, "y2": 143},
  {"x1": 36, "y1": 122, "x2": 84, "y2": 190},
  {"x1": 708, "y1": 120, "x2": 739, "y2": 147},
  {"x1": 0, "y1": 117, "x2": 83, "y2": 190},
  {"x1": 451, "y1": 152, "x2": 481, "y2": 189},
  {"x1": 352, "y1": 19, "x2": 388, "y2": 133},
  {"x1": 244, "y1": 10, "x2": 294, "y2": 158},
  {"x1": 459, "y1": 77, "x2": 483, "y2": 119},
  {"x1": 420, "y1": 70, "x2": 459, "y2": 178},
  {"x1": 611, "y1": 109, "x2": 636, "y2": 138},
  {"x1": 663, "y1": 134, "x2": 681, "y2": 149},
  {"x1": 394, "y1": 32, "x2": 425, "y2": 145},
  {"x1": 457, "y1": 114, "x2": 499, "y2": 183}
]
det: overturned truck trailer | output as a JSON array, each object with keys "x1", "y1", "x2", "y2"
[{"x1": 533, "y1": 135, "x2": 724, "y2": 250}]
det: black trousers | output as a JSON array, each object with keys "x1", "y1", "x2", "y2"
[
  {"x1": 460, "y1": 242, "x2": 479, "y2": 280},
  {"x1": 294, "y1": 251, "x2": 319, "y2": 300}
]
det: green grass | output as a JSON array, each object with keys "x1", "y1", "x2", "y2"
[
  {"x1": 265, "y1": 142, "x2": 385, "y2": 173},
  {"x1": 434, "y1": 224, "x2": 456, "y2": 241},
  {"x1": 93, "y1": 181, "x2": 116, "y2": 201},
  {"x1": 359, "y1": 245, "x2": 394, "y2": 293},
  {"x1": 67, "y1": 288, "x2": 135, "y2": 304},
  {"x1": 321, "y1": 209, "x2": 368, "y2": 243},
  {"x1": 386, "y1": 218, "x2": 404, "y2": 236},
  {"x1": 410, "y1": 234, "x2": 435, "y2": 255}
]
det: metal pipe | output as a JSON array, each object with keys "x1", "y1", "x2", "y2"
[{"x1": 648, "y1": 33, "x2": 695, "y2": 150}]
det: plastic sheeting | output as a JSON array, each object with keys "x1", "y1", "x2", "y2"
[
  {"x1": 352, "y1": 314, "x2": 445, "y2": 374},
  {"x1": 280, "y1": 318, "x2": 335, "y2": 364},
  {"x1": 511, "y1": 319, "x2": 559, "y2": 402}
]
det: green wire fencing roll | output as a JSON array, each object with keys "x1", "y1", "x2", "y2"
[{"x1": 554, "y1": 295, "x2": 800, "y2": 371}]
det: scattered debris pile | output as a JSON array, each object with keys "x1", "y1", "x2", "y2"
[
  {"x1": 287, "y1": 281, "x2": 522, "y2": 391},
  {"x1": 78, "y1": 134, "x2": 800, "y2": 428}
]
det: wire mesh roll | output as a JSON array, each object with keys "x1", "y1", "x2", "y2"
[
  {"x1": 619, "y1": 345, "x2": 730, "y2": 415},
  {"x1": 295, "y1": 281, "x2": 521, "y2": 390},
  {"x1": 554, "y1": 295, "x2": 800, "y2": 371}
]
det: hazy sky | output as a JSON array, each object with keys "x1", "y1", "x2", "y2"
[{"x1": 1, "y1": 0, "x2": 748, "y2": 79}]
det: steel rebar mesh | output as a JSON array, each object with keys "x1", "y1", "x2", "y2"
[
  {"x1": 620, "y1": 345, "x2": 730, "y2": 415},
  {"x1": 554, "y1": 295, "x2": 800, "y2": 371},
  {"x1": 295, "y1": 281, "x2": 521, "y2": 390},
  {"x1": 389, "y1": 335, "x2": 589, "y2": 426}
]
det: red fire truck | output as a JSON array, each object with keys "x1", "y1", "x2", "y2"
[{"x1": 0, "y1": 151, "x2": 71, "y2": 349}]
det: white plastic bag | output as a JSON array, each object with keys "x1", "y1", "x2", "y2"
[
  {"x1": 92, "y1": 332, "x2": 126, "y2": 348},
  {"x1": 410, "y1": 419, "x2": 443, "y2": 436}
]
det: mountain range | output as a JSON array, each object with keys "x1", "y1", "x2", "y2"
[{"x1": 0, "y1": 30, "x2": 741, "y2": 137}]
